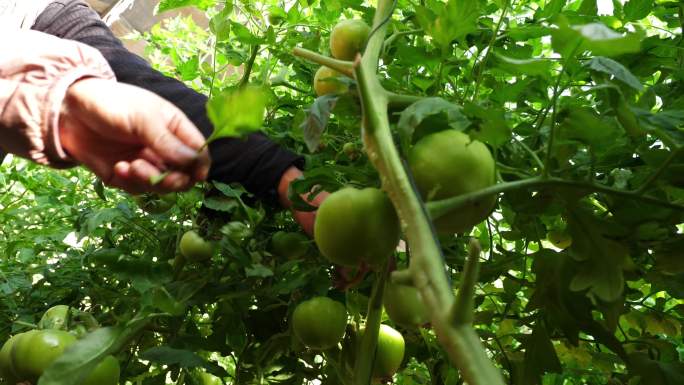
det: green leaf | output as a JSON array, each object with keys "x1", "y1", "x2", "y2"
[
  {"x1": 140, "y1": 346, "x2": 206, "y2": 367},
  {"x1": 230, "y1": 21, "x2": 262, "y2": 45},
  {"x1": 558, "y1": 107, "x2": 622, "y2": 147},
  {"x1": 463, "y1": 102, "x2": 512, "y2": 149},
  {"x1": 623, "y1": 0, "x2": 653, "y2": 21},
  {"x1": 522, "y1": 322, "x2": 562, "y2": 385},
  {"x1": 207, "y1": 86, "x2": 267, "y2": 140},
  {"x1": 209, "y1": 5, "x2": 233, "y2": 42},
  {"x1": 38, "y1": 327, "x2": 122, "y2": 385},
  {"x1": 177, "y1": 56, "x2": 200, "y2": 81},
  {"x1": 566, "y1": 208, "x2": 628, "y2": 302},
  {"x1": 493, "y1": 53, "x2": 554, "y2": 78},
  {"x1": 397, "y1": 97, "x2": 470, "y2": 154},
  {"x1": 416, "y1": 0, "x2": 479, "y2": 49},
  {"x1": 627, "y1": 352, "x2": 684, "y2": 385},
  {"x1": 245, "y1": 263, "x2": 274, "y2": 278},
  {"x1": 552, "y1": 20, "x2": 643, "y2": 57},
  {"x1": 537, "y1": 0, "x2": 567, "y2": 20},
  {"x1": 585, "y1": 57, "x2": 643, "y2": 91},
  {"x1": 577, "y1": 0, "x2": 598, "y2": 15},
  {"x1": 157, "y1": 0, "x2": 214, "y2": 13},
  {"x1": 300, "y1": 95, "x2": 339, "y2": 153}
]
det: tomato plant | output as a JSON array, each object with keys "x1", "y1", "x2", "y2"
[{"x1": 2, "y1": 1, "x2": 684, "y2": 385}]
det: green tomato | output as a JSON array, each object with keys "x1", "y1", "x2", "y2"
[
  {"x1": 11, "y1": 329, "x2": 76, "y2": 382},
  {"x1": 195, "y1": 371, "x2": 223, "y2": 385},
  {"x1": 180, "y1": 230, "x2": 214, "y2": 262},
  {"x1": 330, "y1": 19, "x2": 371, "y2": 60},
  {"x1": 383, "y1": 282, "x2": 428, "y2": 328},
  {"x1": 82, "y1": 356, "x2": 120, "y2": 385},
  {"x1": 373, "y1": 324, "x2": 405, "y2": 379},
  {"x1": 271, "y1": 231, "x2": 309, "y2": 260},
  {"x1": 342, "y1": 142, "x2": 359, "y2": 159},
  {"x1": 409, "y1": 130, "x2": 496, "y2": 234},
  {"x1": 314, "y1": 66, "x2": 348, "y2": 96},
  {"x1": 0, "y1": 335, "x2": 20, "y2": 383},
  {"x1": 547, "y1": 230, "x2": 572, "y2": 249},
  {"x1": 38, "y1": 305, "x2": 71, "y2": 331},
  {"x1": 353, "y1": 324, "x2": 405, "y2": 379},
  {"x1": 134, "y1": 193, "x2": 176, "y2": 214},
  {"x1": 292, "y1": 297, "x2": 347, "y2": 350},
  {"x1": 314, "y1": 187, "x2": 400, "y2": 267}
]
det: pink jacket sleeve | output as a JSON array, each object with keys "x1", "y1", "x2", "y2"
[{"x1": 0, "y1": 30, "x2": 115, "y2": 168}]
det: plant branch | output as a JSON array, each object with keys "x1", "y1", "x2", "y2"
[
  {"x1": 386, "y1": 92, "x2": 424, "y2": 109},
  {"x1": 634, "y1": 146, "x2": 683, "y2": 195},
  {"x1": 238, "y1": 44, "x2": 260, "y2": 88},
  {"x1": 352, "y1": 264, "x2": 388, "y2": 385},
  {"x1": 543, "y1": 44, "x2": 581, "y2": 177},
  {"x1": 471, "y1": 0, "x2": 510, "y2": 101},
  {"x1": 426, "y1": 177, "x2": 684, "y2": 221},
  {"x1": 292, "y1": 47, "x2": 354, "y2": 77}
]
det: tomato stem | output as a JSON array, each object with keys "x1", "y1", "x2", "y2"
[
  {"x1": 292, "y1": 47, "x2": 354, "y2": 77},
  {"x1": 452, "y1": 240, "x2": 481, "y2": 326},
  {"x1": 426, "y1": 176, "x2": 684, "y2": 220},
  {"x1": 352, "y1": 263, "x2": 388, "y2": 385}
]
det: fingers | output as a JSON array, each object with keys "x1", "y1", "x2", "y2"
[
  {"x1": 137, "y1": 106, "x2": 211, "y2": 181},
  {"x1": 109, "y1": 160, "x2": 194, "y2": 194}
]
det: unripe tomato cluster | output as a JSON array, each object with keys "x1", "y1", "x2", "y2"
[
  {"x1": 0, "y1": 306, "x2": 119, "y2": 385},
  {"x1": 313, "y1": 19, "x2": 371, "y2": 96},
  {"x1": 290, "y1": 296, "x2": 406, "y2": 380}
]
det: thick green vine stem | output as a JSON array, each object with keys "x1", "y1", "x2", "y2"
[
  {"x1": 352, "y1": 264, "x2": 388, "y2": 385},
  {"x1": 293, "y1": 1, "x2": 506, "y2": 383},
  {"x1": 354, "y1": 1, "x2": 505, "y2": 384}
]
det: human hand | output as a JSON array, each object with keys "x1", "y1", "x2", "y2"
[
  {"x1": 59, "y1": 78, "x2": 211, "y2": 194},
  {"x1": 277, "y1": 166, "x2": 329, "y2": 236}
]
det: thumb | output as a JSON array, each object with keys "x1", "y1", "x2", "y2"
[{"x1": 137, "y1": 107, "x2": 202, "y2": 168}]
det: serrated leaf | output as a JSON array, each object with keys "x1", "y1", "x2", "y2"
[
  {"x1": 416, "y1": 0, "x2": 479, "y2": 49},
  {"x1": 623, "y1": 0, "x2": 653, "y2": 21},
  {"x1": 558, "y1": 107, "x2": 621, "y2": 147},
  {"x1": 566, "y1": 209, "x2": 627, "y2": 302},
  {"x1": 207, "y1": 87, "x2": 267, "y2": 140},
  {"x1": 585, "y1": 57, "x2": 643, "y2": 91},
  {"x1": 245, "y1": 263, "x2": 274, "y2": 278},
  {"x1": 177, "y1": 56, "x2": 200, "y2": 81}
]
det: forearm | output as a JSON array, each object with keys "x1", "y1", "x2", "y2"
[{"x1": 0, "y1": 29, "x2": 114, "y2": 168}]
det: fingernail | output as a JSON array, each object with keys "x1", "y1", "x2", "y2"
[{"x1": 177, "y1": 145, "x2": 198, "y2": 160}]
